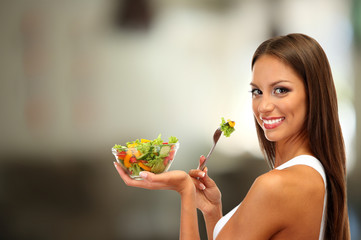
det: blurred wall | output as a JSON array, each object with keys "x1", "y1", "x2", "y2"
[
  {"x1": 0, "y1": 0, "x2": 360, "y2": 239},
  {"x1": 349, "y1": 0, "x2": 361, "y2": 238}
]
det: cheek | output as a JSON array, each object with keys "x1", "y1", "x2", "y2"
[
  {"x1": 299, "y1": 103, "x2": 308, "y2": 126},
  {"x1": 252, "y1": 101, "x2": 262, "y2": 125},
  {"x1": 252, "y1": 101, "x2": 259, "y2": 118},
  {"x1": 285, "y1": 96, "x2": 307, "y2": 123}
]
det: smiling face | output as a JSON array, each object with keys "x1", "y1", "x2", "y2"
[{"x1": 251, "y1": 55, "x2": 308, "y2": 144}]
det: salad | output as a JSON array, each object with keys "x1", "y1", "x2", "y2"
[
  {"x1": 112, "y1": 134, "x2": 179, "y2": 178},
  {"x1": 220, "y1": 117, "x2": 235, "y2": 137}
]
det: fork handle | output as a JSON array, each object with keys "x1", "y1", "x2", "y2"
[{"x1": 198, "y1": 143, "x2": 217, "y2": 171}]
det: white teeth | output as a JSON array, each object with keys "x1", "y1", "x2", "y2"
[{"x1": 262, "y1": 118, "x2": 284, "y2": 124}]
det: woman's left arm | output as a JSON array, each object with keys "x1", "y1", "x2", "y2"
[{"x1": 114, "y1": 162, "x2": 200, "y2": 240}]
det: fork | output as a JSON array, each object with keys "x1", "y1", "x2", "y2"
[{"x1": 198, "y1": 127, "x2": 223, "y2": 171}]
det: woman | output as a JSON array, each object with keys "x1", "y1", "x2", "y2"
[{"x1": 114, "y1": 33, "x2": 350, "y2": 239}]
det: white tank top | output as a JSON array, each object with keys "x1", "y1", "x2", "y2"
[{"x1": 213, "y1": 155, "x2": 327, "y2": 240}]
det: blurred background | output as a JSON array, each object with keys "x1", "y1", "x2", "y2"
[{"x1": 0, "y1": 0, "x2": 360, "y2": 239}]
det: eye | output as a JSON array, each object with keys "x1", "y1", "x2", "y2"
[
  {"x1": 273, "y1": 87, "x2": 289, "y2": 95},
  {"x1": 250, "y1": 88, "x2": 262, "y2": 97}
]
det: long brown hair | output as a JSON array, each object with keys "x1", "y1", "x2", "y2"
[{"x1": 251, "y1": 33, "x2": 350, "y2": 239}]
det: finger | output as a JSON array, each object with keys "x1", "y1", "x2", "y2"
[
  {"x1": 141, "y1": 170, "x2": 191, "y2": 191},
  {"x1": 189, "y1": 169, "x2": 206, "y2": 179},
  {"x1": 114, "y1": 162, "x2": 188, "y2": 191},
  {"x1": 135, "y1": 171, "x2": 166, "y2": 189},
  {"x1": 190, "y1": 175, "x2": 206, "y2": 191},
  {"x1": 200, "y1": 168, "x2": 217, "y2": 188},
  {"x1": 197, "y1": 155, "x2": 208, "y2": 171},
  {"x1": 189, "y1": 169, "x2": 207, "y2": 190},
  {"x1": 199, "y1": 155, "x2": 206, "y2": 167},
  {"x1": 114, "y1": 162, "x2": 131, "y2": 180},
  {"x1": 113, "y1": 162, "x2": 156, "y2": 188},
  {"x1": 198, "y1": 182, "x2": 206, "y2": 190},
  {"x1": 114, "y1": 162, "x2": 142, "y2": 185}
]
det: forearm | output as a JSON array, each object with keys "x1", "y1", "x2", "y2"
[
  {"x1": 179, "y1": 186, "x2": 200, "y2": 240},
  {"x1": 203, "y1": 203, "x2": 222, "y2": 240}
]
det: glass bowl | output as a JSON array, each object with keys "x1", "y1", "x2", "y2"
[{"x1": 112, "y1": 142, "x2": 179, "y2": 180}]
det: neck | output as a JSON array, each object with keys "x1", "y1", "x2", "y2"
[{"x1": 274, "y1": 134, "x2": 312, "y2": 168}]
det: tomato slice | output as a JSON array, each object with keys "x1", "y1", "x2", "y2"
[
  {"x1": 116, "y1": 151, "x2": 126, "y2": 160},
  {"x1": 169, "y1": 150, "x2": 175, "y2": 160},
  {"x1": 130, "y1": 157, "x2": 137, "y2": 163},
  {"x1": 163, "y1": 156, "x2": 171, "y2": 166}
]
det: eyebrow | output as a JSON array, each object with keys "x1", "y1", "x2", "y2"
[{"x1": 250, "y1": 80, "x2": 291, "y2": 88}]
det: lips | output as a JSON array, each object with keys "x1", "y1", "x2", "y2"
[{"x1": 261, "y1": 117, "x2": 285, "y2": 129}]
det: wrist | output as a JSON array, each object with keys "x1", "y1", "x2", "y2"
[
  {"x1": 178, "y1": 177, "x2": 196, "y2": 196},
  {"x1": 202, "y1": 203, "x2": 222, "y2": 240},
  {"x1": 203, "y1": 203, "x2": 222, "y2": 221}
]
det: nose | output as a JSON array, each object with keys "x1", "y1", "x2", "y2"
[{"x1": 257, "y1": 96, "x2": 275, "y2": 113}]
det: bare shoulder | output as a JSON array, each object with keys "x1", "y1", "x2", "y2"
[
  {"x1": 245, "y1": 165, "x2": 324, "y2": 231},
  {"x1": 251, "y1": 165, "x2": 325, "y2": 205},
  {"x1": 246, "y1": 165, "x2": 325, "y2": 228},
  {"x1": 244, "y1": 170, "x2": 289, "y2": 208},
  {"x1": 217, "y1": 165, "x2": 325, "y2": 238}
]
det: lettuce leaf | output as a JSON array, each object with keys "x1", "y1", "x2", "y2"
[
  {"x1": 220, "y1": 117, "x2": 235, "y2": 137},
  {"x1": 113, "y1": 144, "x2": 127, "y2": 151},
  {"x1": 129, "y1": 163, "x2": 141, "y2": 176},
  {"x1": 168, "y1": 136, "x2": 178, "y2": 143},
  {"x1": 152, "y1": 134, "x2": 163, "y2": 145},
  {"x1": 146, "y1": 157, "x2": 166, "y2": 173}
]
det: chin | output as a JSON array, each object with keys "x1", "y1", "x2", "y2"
[
  {"x1": 263, "y1": 132, "x2": 281, "y2": 142},
  {"x1": 265, "y1": 136, "x2": 277, "y2": 142}
]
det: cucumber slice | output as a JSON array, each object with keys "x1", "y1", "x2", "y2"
[
  {"x1": 136, "y1": 152, "x2": 149, "y2": 160},
  {"x1": 159, "y1": 145, "x2": 171, "y2": 157}
]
